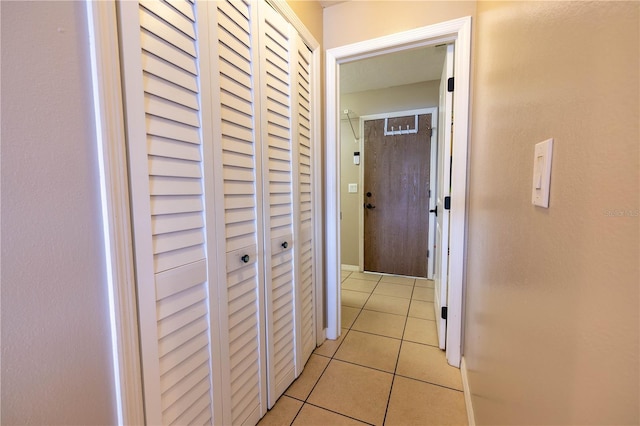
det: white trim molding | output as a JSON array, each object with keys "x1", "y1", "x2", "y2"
[
  {"x1": 325, "y1": 17, "x2": 472, "y2": 363},
  {"x1": 341, "y1": 264, "x2": 359, "y2": 272},
  {"x1": 461, "y1": 357, "x2": 476, "y2": 426},
  {"x1": 267, "y1": 0, "x2": 320, "y2": 50},
  {"x1": 85, "y1": 1, "x2": 144, "y2": 424}
]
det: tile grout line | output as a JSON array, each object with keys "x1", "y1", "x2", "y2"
[
  {"x1": 300, "y1": 401, "x2": 376, "y2": 426},
  {"x1": 393, "y1": 373, "x2": 465, "y2": 393},
  {"x1": 291, "y1": 272, "x2": 383, "y2": 425},
  {"x1": 382, "y1": 279, "x2": 416, "y2": 425}
]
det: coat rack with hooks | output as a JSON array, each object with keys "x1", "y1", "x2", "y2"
[{"x1": 384, "y1": 115, "x2": 419, "y2": 136}]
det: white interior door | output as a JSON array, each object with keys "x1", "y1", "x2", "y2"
[
  {"x1": 118, "y1": 1, "x2": 217, "y2": 423},
  {"x1": 434, "y1": 44, "x2": 454, "y2": 350},
  {"x1": 291, "y1": 32, "x2": 316, "y2": 370},
  {"x1": 207, "y1": 1, "x2": 268, "y2": 424},
  {"x1": 258, "y1": 2, "x2": 298, "y2": 408},
  {"x1": 120, "y1": 1, "x2": 319, "y2": 423}
]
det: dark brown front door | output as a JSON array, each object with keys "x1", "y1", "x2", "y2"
[{"x1": 363, "y1": 114, "x2": 431, "y2": 277}]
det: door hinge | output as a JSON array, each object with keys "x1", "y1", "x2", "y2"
[
  {"x1": 427, "y1": 249, "x2": 430, "y2": 258},
  {"x1": 444, "y1": 196, "x2": 451, "y2": 210},
  {"x1": 441, "y1": 306, "x2": 448, "y2": 319},
  {"x1": 447, "y1": 77, "x2": 454, "y2": 92}
]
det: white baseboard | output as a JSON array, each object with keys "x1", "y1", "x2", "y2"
[
  {"x1": 461, "y1": 357, "x2": 475, "y2": 426},
  {"x1": 340, "y1": 264, "x2": 359, "y2": 271}
]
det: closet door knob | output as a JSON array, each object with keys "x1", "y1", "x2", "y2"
[
  {"x1": 281, "y1": 241, "x2": 288, "y2": 249},
  {"x1": 241, "y1": 254, "x2": 250, "y2": 263}
]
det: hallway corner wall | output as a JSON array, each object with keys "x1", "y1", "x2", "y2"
[
  {"x1": 1, "y1": 1, "x2": 117, "y2": 424},
  {"x1": 465, "y1": 1, "x2": 639, "y2": 424}
]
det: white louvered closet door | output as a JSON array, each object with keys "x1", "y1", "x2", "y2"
[
  {"x1": 206, "y1": 1, "x2": 268, "y2": 425},
  {"x1": 258, "y1": 3, "x2": 297, "y2": 408},
  {"x1": 292, "y1": 35, "x2": 316, "y2": 368},
  {"x1": 118, "y1": 1, "x2": 217, "y2": 425}
]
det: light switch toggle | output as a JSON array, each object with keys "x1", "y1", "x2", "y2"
[
  {"x1": 532, "y1": 138, "x2": 553, "y2": 208},
  {"x1": 534, "y1": 156, "x2": 543, "y2": 189}
]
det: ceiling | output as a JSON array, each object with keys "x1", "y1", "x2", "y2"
[{"x1": 340, "y1": 45, "x2": 447, "y2": 94}]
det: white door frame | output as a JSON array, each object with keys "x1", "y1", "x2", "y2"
[
  {"x1": 326, "y1": 16, "x2": 471, "y2": 367},
  {"x1": 357, "y1": 108, "x2": 438, "y2": 279}
]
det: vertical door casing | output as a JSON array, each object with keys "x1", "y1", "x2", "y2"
[
  {"x1": 118, "y1": 1, "x2": 217, "y2": 424},
  {"x1": 258, "y1": 2, "x2": 297, "y2": 408},
  {"x1": 205, "y1": 1, "x2": 268, "y2": 424}
]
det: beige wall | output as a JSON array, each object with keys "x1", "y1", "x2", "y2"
[
  {"x1": 342, "y1": 80, "x2": 440, "y2": 119},
  {"x1": 286, "y1": 0, "x2": 323, "y2": 44},
  {"x1": 340, "y1": 81, "x2": 439, "y2": 266},
  {"x1": 324, "y1": 1, "x2": 476, "y2": 49},
  {"x1": 465, "y1": 1, "x2": 639, "y2": 424},
  {"x1": 340, "y1": 119, "x2": 360, "y2": 266},
  {"x1": 1, "y1": 1, "x2": 117, "y2": 424}
]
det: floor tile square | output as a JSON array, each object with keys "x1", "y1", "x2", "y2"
[
  {"x1": 415, "y1": 278, "x2": 435, "y2": 288},
  {"x1": 285, "y1": 354, "x2": 330, "y2": 400},
  {"x1": 412, "y1": 286, "x2": 434, "y2": 302},
  {"x1": 351, "y1": 309, "x2": 406, "y2": 339},
  {"x1": 380, "y1": 275, "x2": 416, "y2": 286},
  {"x1": 385, "y1": 376, "x2": 467, "y2": 426},
  {"x1": 349, "y1": 271, "x2": 382, "y2": 282},
  {"x1": 364, "y1": 294, "x2": 410, "y2": 316},
  {"x1": 292, "y1": 404, "x2": 368, "y2": 425},
  {"x1": 314, "y1": 328, "x2": 348, "y2": 358},
  {"x1": 307, "y1": 360, "x2": 393, "y2": 425},
  {"x1": 334, "y1": 330, "x2": 401, "y2": 373},
  {"x1": 341, "y1": 278, "x2": 377, "y2": 294},
  {"x1": 373, "y1": 282, "x2": 414, "y2": 299},
  {"x1": 341, "y1": 306, "x2": 360, "y2": 329},
  {"x1": 408, "y1": 300, "x2": 435, "y2": 320},
  {"x1": 396, "y1": 341, "x2": 463, "y2": 391},
  {"x1": 403, "y1": 317, "x2": 439, "y2": 346},
  {"x1": 341, "y1": 270, "x2": 352, "y2": 282},
  {"x1": 257, "y1": 395, "x2": 303, "y2": 426},
  {"x1": 341, "y1": 289, "x2": 369, "y2": 309}
]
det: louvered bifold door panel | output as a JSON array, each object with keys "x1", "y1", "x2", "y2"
[
  {"x1": 210, "y1": 1, "x2": 267, "y2": 425},
  {"x1": 293, "y1": 35, "x2": 316, "y2": 366},
  {"x1": 118, "y1": 1, "x2": 215, "y2": 425},
  {"x1": 258, "y1": 3, "x2": 297, "y2": 409}
]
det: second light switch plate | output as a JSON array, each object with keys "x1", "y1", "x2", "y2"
[{"x1": 532, "y1": 138, "x2": 553, "y2": 208}]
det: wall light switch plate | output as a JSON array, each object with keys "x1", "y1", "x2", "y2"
[
  {"x1": 348, "y1": 183, "x2": 358, "y2": 193},
  {"x1": 532, "y1": 138, "x2": 553, "y2": 208}
]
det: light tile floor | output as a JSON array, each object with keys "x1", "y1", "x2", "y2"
[{"x1": 258, "y1": 271, "x2": 468, "y2": 426}]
